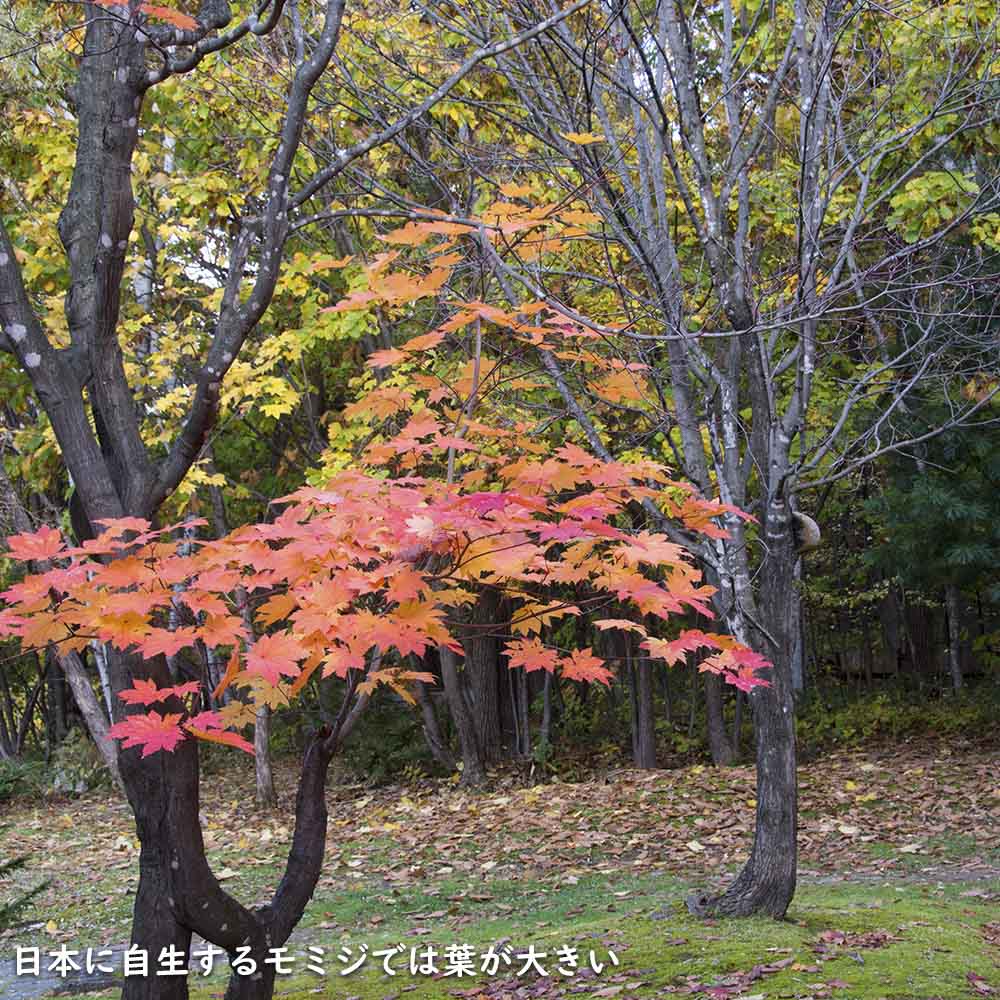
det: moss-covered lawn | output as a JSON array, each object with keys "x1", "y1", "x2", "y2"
[{"x1": 2, "y1": 739, "x2": 998, "y2": 999}]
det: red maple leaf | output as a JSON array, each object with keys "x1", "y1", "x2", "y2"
[
  {"x1": 185, "y1": 711, "x2": 254, "y2": 754},
  {"x1": 726, "y1": 664, "x2": 771, "y2": 692},
  {"x1": 118, "y1": 679, "x2": 201, "y2": 706},
  {"x1": 108, "y1": 711, "x2": 185, "y2": 757},
  {"x1": 728, "y1": 646, "x2": 772, "y2": 672},
  {"x1": 460, "y1": 492, "x2": 516, "y2": 516}
]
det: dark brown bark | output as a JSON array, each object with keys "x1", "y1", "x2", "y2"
[
  {"x1": 462, "y1": 590, "x2": 504, "y2": 762},
  {"x1": 704, "y1": 674, "x2": 736, "y2": 766},
  {"x1": 500, "y1": 657, "x2": 518, "y2": 750},
  {"x1": 117, "y1": 663, "x2": 339, "y2": 1000},
  {"x1": 517, "y1": 666, "x2": 530, "y2": 757},
  {"x1": 46, "y1": 650, "x2": 69, "y2": 745},
  {"x1": 0, "y1": 688, "x2": 13, "y2": 760},
  {"x1": 439, "y1": 647, "x2": 486, "y2": 785},
  {"x1": 539, "y1": 671, "x2": 553, "y2": 748},
  {"x1": 659, "y1": 664, "x2": 673, "y2": 726},
  {"x1": 730, "y1": 691, "x2": 744, "y2": 762},
  {"x1": 633, "y1": 656, "x2": 657, "y2": 769}
]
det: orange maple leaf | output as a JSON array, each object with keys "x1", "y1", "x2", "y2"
[
  {"x1": 245, "y1": 632, "x2": 307, "y2": 686},
  {"x1": 560, "y1": 647, "x2": 613, "y2": 685},
  {"x1": 93, "y1": 0, "x2": 199, "y2": 31},
  {"x1": 4, "y1": 524, "x2": 65, "y2": 562}
]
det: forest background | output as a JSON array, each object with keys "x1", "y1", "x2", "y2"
[{"x1": 0, "y1": 0, "x2": 998, "y2": 998}]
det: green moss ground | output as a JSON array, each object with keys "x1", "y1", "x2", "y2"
[
  {"x1": 55, "y1": 870, "x2": 1000, "y2": 1000},
  {"x1": 4, "y1": 740, "x2": 997, "y2": 999}
]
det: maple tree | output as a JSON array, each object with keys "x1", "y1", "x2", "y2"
[
  {"x1": 1, "y1": 459, "x2": 769, "y2": 759},
  {"x1": 2, "y1": 454, "x2": 768, "y2": 999},
  {"x1": 0, "y1": 3, "x2": 621, "y2": 994}
]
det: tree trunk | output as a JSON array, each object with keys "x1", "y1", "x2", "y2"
[
  {"x1": 790, "y1": 584, "x2": 805, "y2": 693},
  {"x1": 415, "y1": 681, "x2": 456, "y2": 771},
  {"x1": 687, "y1": 660, "x2": 698, "y2": 739},
  {"x1": 704, "y1": 674, "x2": 736, "y2": 765},
  {"x1": 60, "y1": 649, "x2": 122, "y2": 789},
  {"x1": 438, "y1": 647, "x2": 486, "y2": 785},
  {"x1": 91, "y1": 640, "x2": 115, "y2": 717},
  {"x1": 255, "y1": 706, "x2": 277, "y2": 809},
  {"x1": 689, "y1": 508, "x2": 798, "y2": 919},
  {"x1": 500, "y1": 657, "x2": 518, "y2": 751},
  {"x1": 0, "y1": 694, "x2": 13, "y2": 759},
  {"x1": 462, "y1": 590, "x2": 504, "y2": 762},
  {"x1": 15, "y1": 672, "x2": 45, "y2": 756},
  {"x1": 660, "y1": 663, "x2": 673, "y2": 726},
  {"x1": 539, "y1": 671, "x2": 553, "y2": 748},
  {"x1": 633, "y1": 657, "x2": 657, "y2": 769},
  {"x1": 45, "y1": 649, "x2": 69, "y2": 745},
  {"x1": 115, "y1": 651, "x2": 341, "y2": 1000},
  {"x1": 944, "y1": 583, "x2": 964, "y2": 693},
  {"x1": 517, "y1": 667, "x2": 531, "y2": 757},
  {"x1": 730, "y1": 691, "x2": 744, "y2": 762}
]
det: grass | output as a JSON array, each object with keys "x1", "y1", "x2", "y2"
[
  {"x1": 3, "y1": 738, "x2": 998, "y2": 999},
  {"x1": 181, "y1": 874, "x2": 998, "y2": 1000},
  {"x1": 23, "y1": 871, "x2": 1000, "y2": 1000},
  {"x1": 864, "y1": 834, "x2": 1000, "y2": 875}
]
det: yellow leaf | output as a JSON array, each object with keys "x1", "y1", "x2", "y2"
[
  {"x1": 499, "y1": 182, "x2": 533, "y2": 198},
  {"x1": 561, "y1": 131, "x2": 605, "y2": 145}
]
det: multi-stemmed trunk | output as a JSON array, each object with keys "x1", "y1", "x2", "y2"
[{"x1": 114, "y1": 646, "x2": 339, "y2": 1000}]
